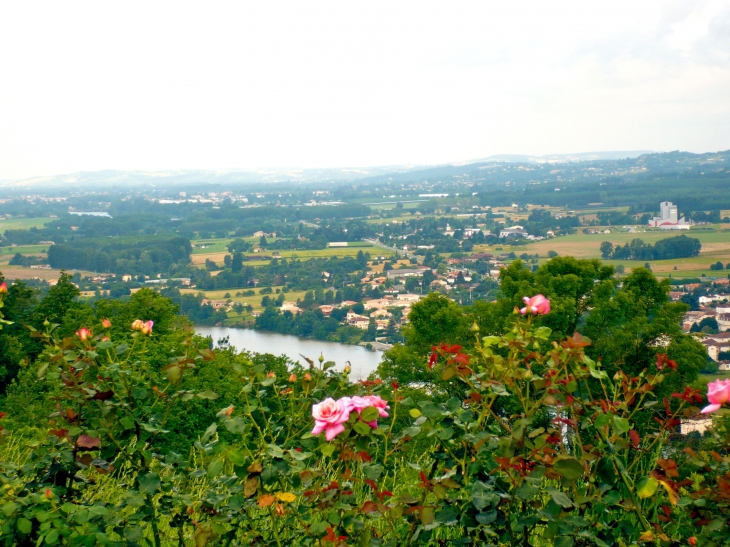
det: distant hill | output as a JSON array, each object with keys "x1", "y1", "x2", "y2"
[{"x1": 2, "y1": 149, "x2": 729, "y2": 190}]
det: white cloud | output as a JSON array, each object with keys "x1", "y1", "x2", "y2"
[{"x1": 0, "y1": 0, "x2": 728, "y2": 180}]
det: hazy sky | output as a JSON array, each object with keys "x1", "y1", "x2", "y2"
[{"x1": 1, "y1": 1, "x2": 729, "y2": 180}]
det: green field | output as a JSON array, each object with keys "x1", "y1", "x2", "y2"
[
  {"x1": 191, "y1": 238, "x2": 234, "y2": 254},
  {"x1": 0, "y1": 217, "x2": 55, "y2": 231},
  {"x1": 477, "y1": 224, "x2": 730, "y2": 278},
  {"x1": 0, "y1": 244, "x2": 49, "y2": 256}
]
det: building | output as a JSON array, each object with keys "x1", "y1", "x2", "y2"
[
  {"x1": 648, "y1": 201, "x2": 691, "y2": 230},
  {"x1": 680, "y1": 416, "x2": 712, "y2": 436},
  {"x1": 386, "y1": 268, "x2": 425, "y2": 280},
  {"x1": 500, "y1": 226, "x2": 528, "y2": 238}
]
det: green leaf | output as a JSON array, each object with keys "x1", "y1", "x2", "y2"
[
  {"x1": 115, "y1": 344, "x2": 128, "y2": 355},
  {"x1": 553, "y1": 457, "x2": 585, "y2": 480},
  {"x1": 364, "y1": 464, "x2": 383, "y2": 480},
  {"x1": 354, "y1": 420, "x2": 372, "y2": 436},
  {"x1": 223, "y1": 417, "x2": 247, "y2": 434},
  {"x1": 546, "y1": 487, "x2": 573, "y2": 508},
  {"x1": 138, "y1": 472, "x2": 161, "y2": 495},
  {"x1": 436, "y1": 427, "x2": 454, "y2": 440},
  {"x1": 360, "y1": 406, "x2": 380, "y2": 423},
  {"x1": 197, "y1": 390, "x2": 220, "y2": 400},
  {"x1": 261, "y1": 465, "x2": 279, "y2": 485},
  {"x1": 201, "y1": 423, "x2": 217, "y2": 443},
  {"x1": 45, "y1": 528, "x2": 60, "y2": 545},
  {"x1": 409, "y1": 408, "x2": 422, "y2": 418},
  {"x1": 207, "y1": 458, "x2": 224, "y2": 477},
  {"x1": 17, "y1": 517, "x2": 32, "y2": 535},
  {"x1": 636, "y1": 476, "x2": 659, "y2": 499},
  {"x1": 131, "y1": 387, "x2": 147, "y2": 400},
  {"x1": 594, "y1": 413, "x2": 610, "y2": 428},
  {"x1": 1, "y1": 502, "x2": 18, "y2": 517},
  {"x1": 612, "y1": 416, "x2": 630, "y2": 434},
  {"x1": 320, "y1": 444, "x2": 336, "y2": 457},
  {"x1": 441, "y1": 366, "x2": 456, "y2": 381},
  {"x1": 555, "y1": 537, "x2": 574, "y2": 547},
  {"x1": 227, "y1": 449, "x2": 247, "y2": 466}
]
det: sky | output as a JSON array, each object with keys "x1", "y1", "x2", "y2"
[{"x1": 0, "y1": 1, "x2": 729, "y2": 180}]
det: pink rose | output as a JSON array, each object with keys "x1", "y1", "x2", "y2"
[
  {"x1": 347, "y1": 396, "x2": 372, "y2": 413},
  {"x1": 520, "y1": 294, "x2": 550, "y2": 315},
  {"x1": 312, "y1": 398, "x2": 351, "y2": 441},
  {"x1": 701, "y1": 379, "x2": 730, "y2": 414}
]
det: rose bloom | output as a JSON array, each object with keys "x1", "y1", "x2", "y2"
[
  {"x1": 0, "y1": 281, "x2": 7, "y2": 294},
  {"x1": 347, "y1": 396, "x2": 372, "y2": 414},
  {"x1": 701, "y1": 379, "x2": 730, "y2": 414},
  {"x1": 312, "y1": 398, "x2": 351, "y2": 441},
  {"x1": 141, "y1": 320, "x2": 154, "y2": 335},
  {"x1": 76, "y1": 328, "x2": 92, "y2": 341},
  {"x1": 520, "y1": 294, "x2": 550, "y2": 315},
  {"x1": 131, "y1": 319, "x2": 144, "y2": 331}
]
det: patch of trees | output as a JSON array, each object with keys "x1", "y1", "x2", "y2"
[
  {"x1": 600, "y1": 235, "x2": 701, "y2": 260},
  {"x1": 47, "y1": 235, "x2": 191, "y2": 275},
  {"x1": 254, "y1": 307, "x2": 365, "y2": 343}
]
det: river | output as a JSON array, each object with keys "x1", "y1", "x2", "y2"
[{"x1": 195, "y1": 326, "x2": 385, "y2": 379}]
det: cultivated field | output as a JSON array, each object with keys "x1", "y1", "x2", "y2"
[
  {"x1": 0, "y1": 217, "x2": 55, "y2": 231},
  {"x1": 478, "y1": 224, "x2": 730, "y2": 278},
  {"x1": 0, "y1": 266, "x2": 95, "y2": 281}
]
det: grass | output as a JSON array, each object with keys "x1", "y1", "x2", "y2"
[{"x1": 0, "y1": 217, "x2": 56, "y2": 231}]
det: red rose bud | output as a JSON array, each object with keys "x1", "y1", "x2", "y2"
[
  {"x1": 0, "y1": 281, "x2": 7, "y2": 294},
  {"x1": 102, "y1": 318, "x2": 112, "y2": 329},
  {"x1": 45, "y1": 488, "x2": 53, "y2": 499},
  {"x1": 75, "y1": 328, "x2": 92, "y2": 341},
  {"x1": 289, "y1": 373, "x2": 297, "y2": 382}
]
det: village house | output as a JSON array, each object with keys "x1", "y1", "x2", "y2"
[{"x1": 701, "y1": 333, "x2": 730, "y2": 360}]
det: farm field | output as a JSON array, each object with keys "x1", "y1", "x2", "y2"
[
  {"x1": 191, "y1": 242, "x2": 389, "y2": 267},
  {"x1": 179, "y1": 286, "x2": 309, "y2": 311},
  {"x1": 0, "y1": 217, "x2": 55, "y2": 231},
  {"x1": 0, "y1": 266, "x2": 95, "y2": 281},
  {"x1": 0, "y1": 244, "x2": 49, "y2": 256},
  {"x1": 478, "y1": 224, "x2": 730, "y2": 278}
]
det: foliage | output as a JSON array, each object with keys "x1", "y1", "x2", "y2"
[
  {"x1": 47, "y1": 235, "x2": 192, "y2": 275},
  {"x1": 601, "y1": 235, "x2": 701, "y2": 261},
  {"x1": 2, "y1": 287, "x2": 729, "y2": 546}
]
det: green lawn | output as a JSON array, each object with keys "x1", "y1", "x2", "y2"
[{"x1": 0, "y1": 217, "x2": 55, "y2": 231}]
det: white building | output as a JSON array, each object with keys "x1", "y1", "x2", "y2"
[{"x1": 648, "y1": 201, "x2": 691, "y2": 230}]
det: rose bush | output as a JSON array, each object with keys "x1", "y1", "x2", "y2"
[{"x1": 1, "y1": 291, "x2": 730, "y2": 546}]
